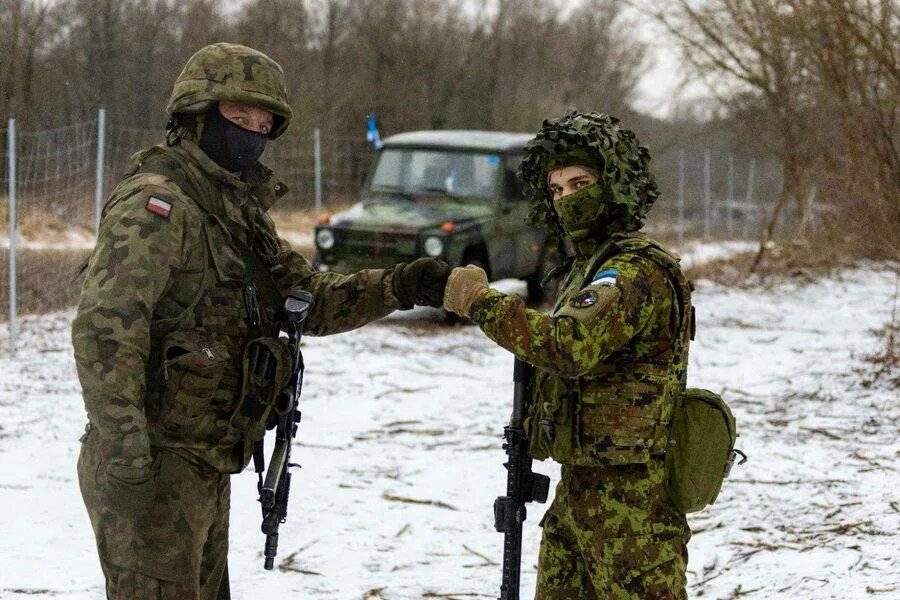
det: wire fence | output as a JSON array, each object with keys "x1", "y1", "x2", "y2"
[
  {"x1": 3, "y1": 109, "x2": 796, "y2": 353},
  {"x1": 2, "y1": 110, "x2": 789, "y2": 237}
]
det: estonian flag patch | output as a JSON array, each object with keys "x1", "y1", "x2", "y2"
[{"x1": 591, "y1": 268, "x2": 618, "y2": 287}]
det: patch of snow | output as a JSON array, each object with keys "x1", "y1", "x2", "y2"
[
  {"x1": 676, "y1": 239, "x2": 758, "y2": 269},
  {"x1": 0, "y1": 268, "x2": 897, "y2": 599},
  {"x1": 279, "y1": 230, "x2": 313, "y2": 249}
]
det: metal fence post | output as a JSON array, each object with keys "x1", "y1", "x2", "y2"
[
  {"x1": 94, "y1": 107, "x2": 106, "y2": 233},
  {"x1": 313, "y1": 128, "x2": 322, "y2": 214},
  {"x1": 744, "y1": 157, "x2": 756, "y2": 238},
  {"x1": 726, "y1": 153, "x2": 735, "y2": 237},
  {"x1": 7, "y1": 118, "x2": 17, "y2": 355},
  {"x1": 703, "y1": 149, "x2": 711, "y2": 238},
  {"x1": 677, "y1": 149, "x2": 685, "y2": 244}
]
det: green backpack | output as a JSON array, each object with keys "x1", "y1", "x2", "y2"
[{"x1": 665, "y1": 388, "x2": 746, "y2": 513}]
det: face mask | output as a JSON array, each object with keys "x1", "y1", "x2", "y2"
[
  {"x1": 552, "y1": 183, "x2": 608, "y2": 241},
  {"x1": 198, "y1": 107, "x2": 267, "y2": 173}
]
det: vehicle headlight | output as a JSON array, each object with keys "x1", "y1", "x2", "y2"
[
  {"x1": 316, "y1": 228, "x2": 335, "y2": 250},
  {"x1": 423, "y1": 236, "x2": 444, "y2": 257}
]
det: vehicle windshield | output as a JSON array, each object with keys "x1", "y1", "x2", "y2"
[{"x1": 369, "y1": 148, "x2": 501, "y2": 199}]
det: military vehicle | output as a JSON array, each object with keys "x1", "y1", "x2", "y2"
[{"x1": 313, "y1": 130, "x2": 554, "y2": 304}]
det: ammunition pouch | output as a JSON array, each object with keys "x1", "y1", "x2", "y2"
[
  {"x1": 230, "y1": 337, "x2": 292, "y2": 443},
  {"x1": 526, "y1": 369, "x2": 672, "y2": 466},
  {"x1": 524, "y1": 372, "x2": 572, "y2": 461},
  {"x1": 156, "y1": 330, "x2": 232, "y2": 439}
]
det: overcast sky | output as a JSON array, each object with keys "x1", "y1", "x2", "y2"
[{"x1": 622, "y1": 5, "x2": 711, "y2": 120}]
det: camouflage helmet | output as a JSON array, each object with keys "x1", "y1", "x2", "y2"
[
  {"x1": 166, "y1": 43, "x2": 293, "y2": 139},
  {"x1": 520, "y1": 111, "x2": 659, "y2": 244}
]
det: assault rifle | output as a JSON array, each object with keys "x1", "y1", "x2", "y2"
[
  {"x1": 253, "y1": 289, "x2": 314, "y2": 571},
  {"x1": 494, "y1": 358, "x2": 550, "y2": 600}
]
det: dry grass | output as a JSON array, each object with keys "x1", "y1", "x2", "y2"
[
  {"x1": 0, "y1": 248, "x2": 90, "y2": 320},
  {"x1": 0, "y1": 204, "x2": 352, "y2": 322},
  {"x1": 269, "y1": 200, "x2": 355, "y2": 233},
  {"x1": 1, "y1": 198, "x2": 94, "y2": 239}
]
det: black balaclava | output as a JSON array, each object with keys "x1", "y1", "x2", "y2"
[{"x1": 198, "y1": 105, "x2": 268, "y2": 173}]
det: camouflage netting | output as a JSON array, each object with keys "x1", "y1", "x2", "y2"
[{"x1": 519, "y1": 111, "x2": 659, "y2": 245}]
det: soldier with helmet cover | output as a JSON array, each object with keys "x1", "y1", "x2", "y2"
[
  {"x1": 73, "y1": 43, "x2": 450, "y2": 598},
  {"x1": 444, "y1": 111, "x2": 692, "y2": 599}
]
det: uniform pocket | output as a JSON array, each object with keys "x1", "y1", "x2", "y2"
[
  {"x1": 159, "y1": 332, "x2": 230, "y2": 434},
  {"x1": 204, "y1": 215, "x2": 245, "y2": 286},
  {"x1": 573, "y1": 380, "x2": 665, "y2": 464}
]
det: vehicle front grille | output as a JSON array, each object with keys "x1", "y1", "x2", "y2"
[{"x1": 330, "y1": 228, "x2": 419, "y2": 261}]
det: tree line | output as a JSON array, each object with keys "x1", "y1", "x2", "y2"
[
  {"x1": 1, "y1": 0, "x2": 648, "y2": 137},
  {"x1": 2, "y1": 0, "x2": 897, "y2": 260}
]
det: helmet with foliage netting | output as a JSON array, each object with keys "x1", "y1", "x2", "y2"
[
  {"x1": 166, "y1": 42, "x2": 292, "y2": 139},
  {"x1": 520, "y1": 111, "x2": 659, "y2": 245}
]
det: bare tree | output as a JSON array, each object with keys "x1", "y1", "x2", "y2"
[
  {"x1": 1, "y1": 0, "x2": 50, "y2": 125},
  {"x1": 638, "y1": 0, "x2": 898, "y2": 266}
]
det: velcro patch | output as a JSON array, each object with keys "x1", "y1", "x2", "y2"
[
  {"x1": 591, "y1": 268, "x2": 618, "y2": 287},
  {"x1": 556, "y1": 285, "x2": 620, "y2": 321},
  {"x1": 571, "y1": 289, "x2": 599, "y2": 308},
  {"x1": 145, "y1": 196, "x2": 172, "y2": 218}
]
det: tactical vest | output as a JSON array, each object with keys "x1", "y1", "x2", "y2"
[
  {"x1": 112, "y1": 144, "x2": 291, "y2": 474},
  {"x1": 524, "y1": 233, "x2": 694, "y2": 466}
]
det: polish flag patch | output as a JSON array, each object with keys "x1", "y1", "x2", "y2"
[{"x1": 145, "y1": 196, "x2": 172, "y2": 218}]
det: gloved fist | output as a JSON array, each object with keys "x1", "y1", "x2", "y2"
[
  {"x1": 392, "y1": 257, "x2": 452, "y2": 309},
  {"x1": 105, "y1": 461, "x2": 158, "y2": 520},
  {"x1": 443, "y1": 265, "x2": 490, "y2": 317}
]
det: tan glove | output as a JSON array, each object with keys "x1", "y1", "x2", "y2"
[{"x1": 443, "y1": 265, "x2": 490, "y2": 317}]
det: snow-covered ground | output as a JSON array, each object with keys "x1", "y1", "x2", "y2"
[
  {"x1": 676, "y1": 240, "x2": 758, "y2": 270},
  {"x1": 0, "y1": 266, "x2": 897, "y2": 599}
]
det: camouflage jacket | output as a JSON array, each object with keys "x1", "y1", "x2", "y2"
[
  {"x1": 470, "y1": 232, "x2": 692, "y2": 466},
  {"x1": 72, "y1": 139, "x2": 400, "y2": 473}
]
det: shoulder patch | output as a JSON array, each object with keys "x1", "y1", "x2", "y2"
[
  {"x1": 145, "y1": 196, "x2": 172, "y2": 218},
  {"x1": 571, "y1": 289, "x2": 599, "y2": 308},
  {"x1": 555, "y1": 284, "x2": 620, "y2": 321},
  {"x1": 591, "y1": 267, "x2": 618, "y2": 286}
]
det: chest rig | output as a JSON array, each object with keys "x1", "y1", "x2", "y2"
[
  {"x1": 126, "y1": 144, "x2": 290, "y2": 473},
  {"x1": 525, "y1": 233, "x2": 694, "y2": 467}
]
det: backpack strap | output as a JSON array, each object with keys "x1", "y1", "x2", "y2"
[{"x1": 581, "y1": 233, "x2": 695, "y2": 384}]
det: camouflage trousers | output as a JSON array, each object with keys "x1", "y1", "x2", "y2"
[
  {"x1": 78, "y1": 427, "x2": 231, "y2": 599},
  {"x1": 535, "y1": 458, "x2": 690, "y2": 599}
]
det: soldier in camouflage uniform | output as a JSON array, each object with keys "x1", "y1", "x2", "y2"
[
  {"x1": 73, "y1": 43, "x2": 449, "y2": 599},
  {"x1": 444, "y1": 112, "x2": 692, "y2": 599}
]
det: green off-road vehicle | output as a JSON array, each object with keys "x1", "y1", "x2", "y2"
[{"x1": 313, "y1": 130, "x2": 554, "y2": 303}]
